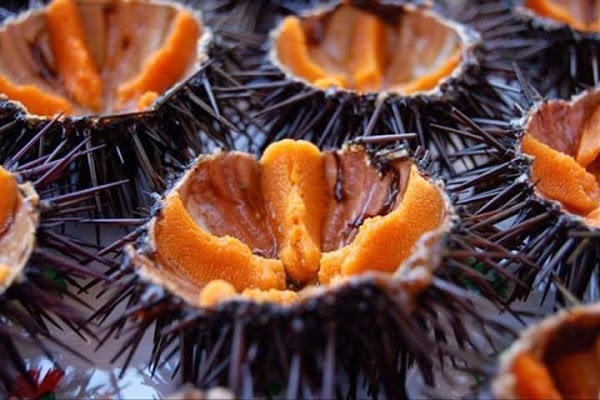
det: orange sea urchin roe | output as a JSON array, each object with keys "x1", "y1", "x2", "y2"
[
  {"x1": 154, "y1": 193, "x2": 286, "y2": 293},
  {"x1": 275, "y1": 18, "x2": 345, "y2": 87},
  {"x1": 274, "y1": 4, "x2": 462, "y2": 93},
  {"x1": 0, "y1": 166, "x2": 18, "y2": 235},
  {"x1": 0, "y1": 77, "x2": 73, "y2": 117},
  {"x1": 260, "y1": 140, "x2": 329, "y2": 283},
  {"x1": 524, "y1": 0, "x2": 600, "y2": 32},
  {"x1": 0, "y1": 0, "x2": 202, "y2": 117},
  {"x1": 523, "y1": 99, "x2": 600, "y2": 227},
  {"x1": 116, "y1": 10, "x2": 201, "y2": 111},
  {"x1": 47, "y1": 0, "x2": 104, "y2": 112},
  {"x1": 151, "y1": 140, "x2": 447, "y2": 306}
]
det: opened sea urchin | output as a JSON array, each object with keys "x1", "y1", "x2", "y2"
[
  {"x1": 0, "y1": 0, "x2": 206, "y2": 117},
  {"x1": 132, "y1": 139, "x2": 450, "y2": 306},
  {"x1": 272, "y1": 1, "x2": 464, "y2": 94},
  {"x1": 95, "y1": 137, "x2": 516, "y2": 398},
  {"x1": 0, "y1": 0, "x2": 241, "y2": 212},
  {"x1": 441, "y1": 84, "x2": 600, "y2": 302},
  {"x1": 211, "y1": 0, "x2": 483, "y2": 165},
  {"x1": 492, "y1": 303, "x2": 600, "y2": 399},
  {"x1": 522, "y1": 89, "x2": 600, "y2": 228},
  {"x1": 0, "y1": 166, "x2": 38, "y2": 293}
]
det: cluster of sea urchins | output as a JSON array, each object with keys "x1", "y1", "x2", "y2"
[{"x1": 3, "y1": 0, "x2": 600, "y2": 398}]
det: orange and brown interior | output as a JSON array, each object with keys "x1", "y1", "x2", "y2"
[
  {"x1": 524, "y1": 0, "x2": 600, "y2": 31},
  {"x1": 274, "y1": 2, "x2": 464, "y2": 94},
  {"x1": 0, "y1": 0, "x2": 203, "y2": 117},
  {"x1": 147, "y1": 140, "x2": 447, "y2": 306},
  {"x1": 0, "y1": 166, "x2": 36, "y2": 286},
  {"x1": 522, "y1": 92, "x2": 600, "y2": 228},
  {"x1": 509, "y1": 312, "x2": 600, "y2": 399}
]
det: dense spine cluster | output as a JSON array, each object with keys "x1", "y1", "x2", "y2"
[{"x1": 0, "y1": 117, "x2": 124, "y2": 395}]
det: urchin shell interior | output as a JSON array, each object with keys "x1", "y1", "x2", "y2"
[
  {"x1": 492, "y1": 303, "x2": 600, "y2": 399},
  {"x1": 271, "y1": 1, "x2": 466, "y2": 94},
  {"x1": 0, "y1": 0, "x2": 206, "y2": 118},
  {"x1": 0, "y1": 166, "x2": 38, "y2": 294},
  {"x1": 522, "y1": 89, "x2": 600, "y2": 228},
  {"x1": 522, "y1": 0, "x2": 600, "y2": 31},
  {"x1": 131, "y1": 140, "x2": 451, "y2": 307}
]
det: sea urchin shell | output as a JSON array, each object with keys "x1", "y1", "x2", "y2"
[
  {"x1": 130, "y1": 139, "x2": 452, "y2": 307},
  {"x1": 492, "y1": 302, "x2": 600, "y2": 399},
  {"x1": 521, "y1": 88, "x2": 600, "y2": 229},
  {"x1": 271, "y1": 1, "x2": 468, "y2": 95},
  {"x1": 516, "y1": 0, "x2": 600, "y2": 33}
]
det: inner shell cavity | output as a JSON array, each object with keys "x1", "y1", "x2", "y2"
[
  {"x1": 273, "y1": 2, "x2": 464, "y2": 94},
  {"x1": 149, "y1": 140, "x2": 447, "y2": 306}
]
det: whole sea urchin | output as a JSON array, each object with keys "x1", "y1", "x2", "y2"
[
  {"x1": 95, "y1": 138, "x2": 515, "y2": 398},
  {"x1": 0, "y1": 0, "x2": 241, "y2": 213}
]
